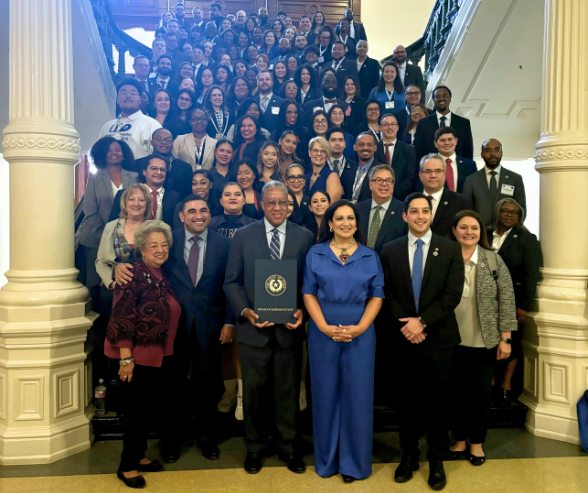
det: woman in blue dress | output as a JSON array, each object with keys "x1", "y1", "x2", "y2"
[
  {"x1": 304, "y1": 136, "x2": 342, "y2": 202},
  {"x1": 368, "y1": 61, "x2": 407, "y2": 116},
  {"x1": 302, "y1": 199, "x2": 384, "y2": 483}
]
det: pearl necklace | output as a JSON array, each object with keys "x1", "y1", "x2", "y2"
[{"x1": 331, "y1": 238, "x2": 356, "y2": 264}]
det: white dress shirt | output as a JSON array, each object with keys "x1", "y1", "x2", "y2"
[
  {"x1": 425, "y1": 188, "x2": 444, "y2": 218},
  {"x1": 455, "y1": 245, "x2": 485, "y2": 348},
  {"x1": 369, "y1": 198, "x2": 391, "y2": 227},
  {"x1": 485, "y1": 165, "x2": 502, "y2": 188},
  {"x1": 323, "y1": 95, "x2": 337, "y2": 113},
  {"x1": 408, "y1": 229, "x2": 432, "y2": 276},
  {"x1": 436, "y1": 111, "x2": 452, "y2": 127},
  {"x1": 398, "y1": 61, "x2": 407, "y2": 85},
  {"x1": 349, "y1": 21, "x2": 356, "y2": 40},
  {"x1": 381, "y1": 138, "x2": 397, "y2": 166},
  {"x1": 111, "y1": 180, "x2": 123, "y2": 198},
  {"x1": 150, "y1": 186, "x2": 164, "y2": 221},
  {"x1": 260, "y1": 92, "x2": 274, "y2": 113},
  {"x1": 492, "y1": 228, "x2": 512, "y2": 251},
  {"x1": 183, "y1": 227, "x2": 208, "y2": 286},
  {"x1": 264, "y1": 218, "x2": 286, "y2": 258},
  {"x1": 328, "y1": 155, "x2": 346, "y2": 176}
]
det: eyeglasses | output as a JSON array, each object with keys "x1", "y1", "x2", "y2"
[
  {"x1": 191, "y1": 117, "x2": 208, "y2": 123},
  {"x1": 265, "y1": 200, "x2": 288, "y2": 208},
  {"x1": 179, "y1": 96, "x2": 193, "y2": 103},
  {"x1": 287, "y1": 175, "x2": 305, "y2": 182},
  {"x1": 119, "y1": 90, "x2": 140, "y2": 97},
  {"x1": 406, "y1": 91, "x2": 421, "y2": 97},
  {"x1": 371, "y1": 178, "x2": 394, "y2": 185},
  {"x1": 367, "y1": 108, "x2": 380, "y2": 113},
  {"x1": 153, "y1": 136, "x2": 173, "y2": 143},
  {"x1": 500, "y1": 209, "x2": 520, "y2": 216},
  {"x1": 310, "y1": 148, "x2": 327, "y2": 154},
  {"x1": 421, "y1": 169, "x2": 444, "y2": 175},
  {"x1": 314, "y1": 120, "x2": 328, "y2": 126},
  {"x1": 148, "y1": 167, "x2": 168, "y2": 173}
]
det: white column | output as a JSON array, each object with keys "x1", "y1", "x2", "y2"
[
  {"x1": 0, "y1": 0, "x2": 95, "y2": 464},
  {"x1": 520, "y1": 0, "x2": 588, "y2": 444}
]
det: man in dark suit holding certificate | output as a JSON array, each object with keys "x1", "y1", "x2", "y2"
[
  {"x1": 224, "y1": 181, "x2": 313, "y2": 475},
  {"x1": 380, "y1": 192, "x2": 464, "y2": 490}
]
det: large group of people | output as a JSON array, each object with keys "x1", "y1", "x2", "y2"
[{"x1": 77, "y1": 3, "x2": 543, "y2": 491}]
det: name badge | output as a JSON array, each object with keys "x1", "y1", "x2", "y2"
[
  {"x1": 385, "y1": 101, "x2": 395, "y2": 109},
  {"x1": 501, "y1": 184, "x2": 515, "y2": 197},
  {"x1": 271, "y1": 106, "x2": 280, "y2": 115},
  {"x1": 318, "y1": 56, "x2": 325, "y2": 64},
  {"x1": 269, "y1": 64, "x2": 274, "y2": 70}
]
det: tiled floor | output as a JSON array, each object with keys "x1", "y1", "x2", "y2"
[{"x1": 3, "y1": 458, "x2": 588, "y2": 493}]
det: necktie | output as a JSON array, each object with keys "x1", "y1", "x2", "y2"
[
  {"x1": 367, "y1": 205, "x2": 383, "y2": 249},
  {"x1": 261, "y1": 96, "x2": 269, "y2": 113},
  {"x1": 445, "y1": 158, "x2": 455, "y2": 191},
  {"x1": 270, "y1": 229, "x2": 281, "y2": 260},
  {"x1": 333, "y1": 159, "x2": 340, "y2": 173},
  {"x1": 161, "y1": 79, "x2": 167, "y2": 89},
  {"x1": 151, "y1": 190, "x2": 158, "y2": 219},
  {"x1": 412, "y1": 239, "x2": 424, "y2": 310},
  {"x1": 188, "y1": 236, "x2": 201, "y2": 286},
  {"x1": 440, "y1": 115, "x2": 447, "y2": 127},
  {"x1": 384, "y1": 143, "x2": 394, "y2": 165},
  {"x1": 489, "y1": 171, "x2": 498, "y2": 202}
]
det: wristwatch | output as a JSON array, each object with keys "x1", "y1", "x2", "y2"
[
  {"x1": 500, "y1": 337, "x2": 512, "y2": 344},
  {"x1": 119, "y1": 357, "x2": 134, "y2": 366},
  {"x1": 418, "y1": 317, "x2": 427, "y2": 330}
]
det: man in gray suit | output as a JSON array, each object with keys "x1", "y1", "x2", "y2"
[{"x1": 463, "y1": 139, "x2": 526, "y2": 226}]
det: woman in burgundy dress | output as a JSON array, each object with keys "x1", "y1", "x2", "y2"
[{"x1": 104, "y1": 220, "x2": 180, "y2": 489}]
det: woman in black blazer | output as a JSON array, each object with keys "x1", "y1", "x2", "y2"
[
  {"x1": 488, "y1": 198, "x2": 542, "y2": 405},
  {"x1": 232, "y1": 114, "x2": 265, "y2": 164},
  {"x1": 356, "y1": 40, "x2": 382, "y2": 99},
  {"x1": 341, "y1": 74, "x2": 366, "y2": 133},
  {"x1": 294, "y1": 64, "x2": 323, "y2": 106}
]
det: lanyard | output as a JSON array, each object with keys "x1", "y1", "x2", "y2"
[
  {"x1": 211, "y1": 111, "x2": 229, "y2": 138},
  {"x1": 385, "y1": 89, "x2": 394, "y2": 101},
  {"x1": 352, "y1": 164, "x2": 370, "y2": 201},
  {"x1": 194, "y1": 136, "x2": 206, "y2": 167}
]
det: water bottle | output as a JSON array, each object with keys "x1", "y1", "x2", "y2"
[{"x1": 95, "y1": 378, "x2": 106, "y2": 415}]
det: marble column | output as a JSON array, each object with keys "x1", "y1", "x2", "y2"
[
  {"x1": 0, "y1": 0, "x2": 95, "y2": 464},
  {"x1": 520, "y1": 0, "x2": 588, "y2": 444}
]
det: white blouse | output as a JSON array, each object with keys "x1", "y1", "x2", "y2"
[{"x1": 455, "y1": 246, "x2": 486, "y2": 348}]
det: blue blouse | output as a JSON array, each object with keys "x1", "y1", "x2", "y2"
[
  {"x1": 367, "y1": 87, "x2": 407, "y2": 116},
  {"x1": 302, "y1": 241, "x2": 385, "y2": 325}
]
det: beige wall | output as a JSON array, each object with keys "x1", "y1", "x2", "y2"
[{"x1": 362, "y1": 0, "x2": 437, "y2": 61}]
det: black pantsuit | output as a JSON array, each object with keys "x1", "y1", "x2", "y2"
[
  {"x1": 239, "y1": 332, "x2": 301, "y2": 454},
  {"x1": 397, "y1": 344, "x2": 454, "y2": 460},
  {"x1": 450, "y1": 345, "x2": 497, "y2": 444}
]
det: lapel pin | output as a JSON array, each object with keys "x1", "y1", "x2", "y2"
[
  {"x1": 505, "y1": 175, "x2": 509, "y2": 179},
  {"x1": 391, "y1": 211, "x2": 395, "y2": 215},
  {"x1": 433, "y1": 247, "x2": 439, "y2": 256},
  {"x1": 513, "y1": 234, "x2": 518, "y2": 238},
  {"x1": 444, "y1": 201, "x2": 448, "y2": 205}
]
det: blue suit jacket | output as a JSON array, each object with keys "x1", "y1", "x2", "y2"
[
  {"x1": 164, "y1": 228, "x2": 235, "y2": 348},
  {"x1": 367, "y1": 87, "x2": 407, "y2": 116}
]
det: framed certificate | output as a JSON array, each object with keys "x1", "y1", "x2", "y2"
[{"x1": 254, "y1": 259, "x2": 297, "y2": 324}]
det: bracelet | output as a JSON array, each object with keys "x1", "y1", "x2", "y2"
[{"x1": 119, "y1": 357, "x2": 134, "y2": 366}]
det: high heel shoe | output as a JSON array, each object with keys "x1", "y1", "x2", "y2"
[
  {"x1": 117, "y1": 468, "x2": 146, "y2": 488},
  {"x1": 469, "y1": 446, "x2": 486, "y2": 466}
]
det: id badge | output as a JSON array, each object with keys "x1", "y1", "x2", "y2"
[
  {"x1": 501, "y1": 184, "x2": 515, "y2": 197},
  {"x1": 318, "y1": 56, "x2": 324, "y2": 64},
  {"x1": 271, "y1": 106, "x2": 280, "y2": 115},
  {"x1": 385, "y1": 101, "x2": 395, "y2": 109}
]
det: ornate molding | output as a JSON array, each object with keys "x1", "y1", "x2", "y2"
[
  {"x1": 535, "y1": 147, "x2": 588, "y2": 162},
  {"x1": 2, "y1": 136, "x2": 81, "y2": 153}
]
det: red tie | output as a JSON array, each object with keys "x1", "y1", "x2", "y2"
[
  {"x1": 152, "y1": 190, "x2": 158, "y2": 219},
  {"x1": 384, "y1": 143, "x2": 394, "y2": 165},
  {"x1": 445, "y1": 158, "x2": 455, "y2": 192}
]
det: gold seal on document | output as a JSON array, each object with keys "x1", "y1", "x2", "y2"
[{"x1": 265, "y1": 275, "x2": 287, "y2": 296}]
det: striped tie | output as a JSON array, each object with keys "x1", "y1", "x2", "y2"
[{"x1": 270, "y1": 229, "x2": 281, "y2": 260}]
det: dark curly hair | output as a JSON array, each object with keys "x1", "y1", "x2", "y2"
[
  {"x1": 90, "y1": 136, "x2": 135, "y2": 170},
  {"x1": 317, "y1": 199, "x2": 366, "y2": 245}
]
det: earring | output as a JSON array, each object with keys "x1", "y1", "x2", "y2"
[{"x1": 330, "y1": 228, "x2": 333, "y2": 232}]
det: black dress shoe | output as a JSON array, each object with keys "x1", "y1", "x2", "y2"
[
  {"x1": 202, "y1": 445, "x2": 220, "y2": 460},
  {"x1": 469, "y1": 446, "x2": 486, "y2": 466},
  {"x1": 244, "y1": 452, "x2": 262, "y2": 474},
  {"x1": 161, "y1": 445, "x2": 181, "y2": 463},
  {"x1": 394, "y1": 455, "x2": 419, "y2": 483},
  {"x1": 137, "y1": 459, "x2": 164, "y2": 472},
  {"x1": 117, "y1": 468, "x2": 146, "y2": 489},
  {"x1": 278, "y1": 453, "x2": 306, "y2": 473},
  {"x1": 428, "y1": 459, "x2": 447, "y2": 491},
  {"x1": 446, "y1": 447, "x2": 467, "y2": 461},
  {"x1": 500, "y1": 388, "x2": 511, "y2": 407},
  {"x1": 342, "y1": 475, "x2": 356, "y2": 483}
]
